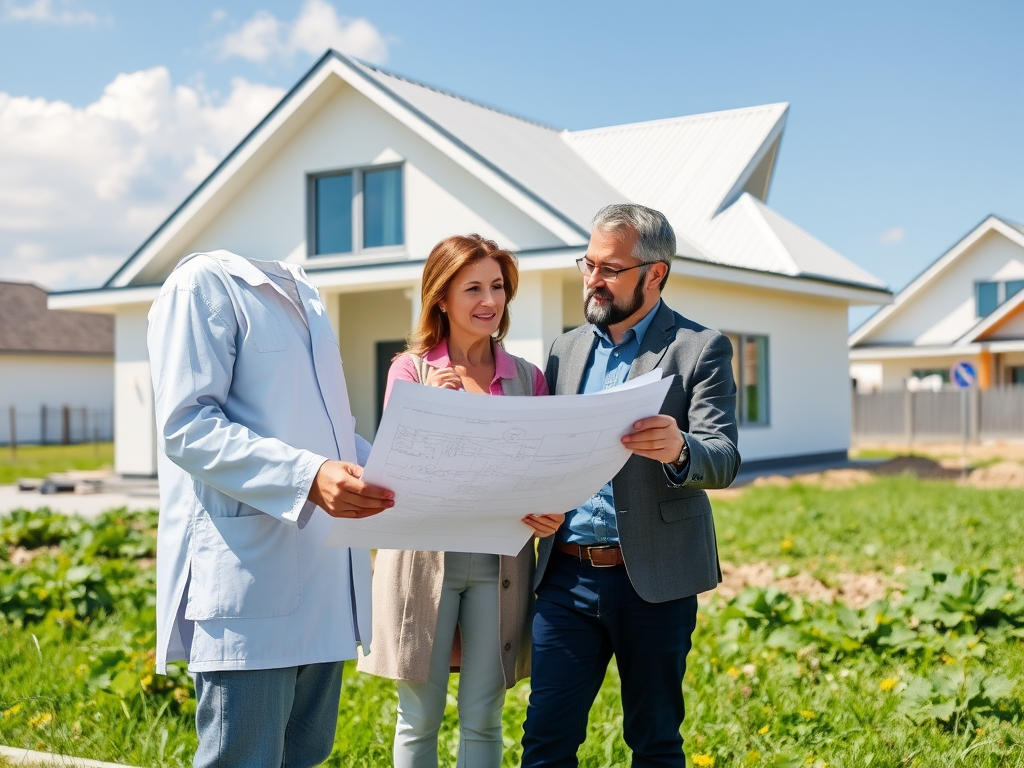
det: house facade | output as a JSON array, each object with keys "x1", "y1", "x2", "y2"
[
  {"x1": 0, "y1": 281, "x2": 114, "y2": 445},
  {"x1": 49, "y1": 50, "x2": 890, "y2": 476},
  {"x1": 850, "y1": 216, "x2": 1024, "y2": 391}
]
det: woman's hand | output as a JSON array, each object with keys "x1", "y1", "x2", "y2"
[
  {"x1": 425, "y1": 366, "x2": 463, "y2": 390},
  {"x1": 523, "y1": 513, "x2": 565, "y2": 538}
]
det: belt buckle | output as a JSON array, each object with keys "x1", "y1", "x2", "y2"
[{"x1": 586, "y1": 544, "x2": 617, "y2": 568}]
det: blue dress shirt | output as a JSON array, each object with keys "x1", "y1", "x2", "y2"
[{"x1": 560, "y1": 301, "x2": 678, "y2": 546}]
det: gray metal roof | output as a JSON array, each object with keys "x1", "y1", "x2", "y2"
[
  {"x1": 0, "y1": 281, "x2": 113, "y2": 355},
  {"x1": 354, "y1": 61, "x2": 629, "y2": 233}
]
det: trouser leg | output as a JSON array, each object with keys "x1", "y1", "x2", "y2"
[
  {"x1": 193, "y1": 667, "x2": 296, "y2": 768},
  {"x1": 453, "y1": 553, "x2": 504, "y2": 768},
  {"x1": 610, "y1": 583, "x2": 698, "y2": 768},
  {"x1": 282, "y1": 662, "x2": 345, "y2": 768},
  {"x1": 394, "y1": 552, "x2": 466, "y2": 768},
  {"x1": 521, "y1": 556, "x2": 613, "y2": 768}
]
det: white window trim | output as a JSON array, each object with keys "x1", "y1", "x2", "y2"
[{"x1": 306, "y1": 162, "x2": 406, "y2": 259}]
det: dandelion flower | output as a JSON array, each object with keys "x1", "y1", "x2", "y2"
[
  {"x1": 2, "y1": 704, "x2": 22, "y2": 718},
  {"x1": 780, "y1": 537, "x2": 794, "y2": 552},
  {"x1": 29, "y1": 711, "x2": 54, "y2": 729},
  {"x1": 799, "y1": 710, "x2": 816, "y2": 720},
  {"x1": 879, "y1": 678, "x2": 897, "y2": 691},
  {"x1": 692, "y1": 755, "x2": 715, "y2": 767},
  {"x1": 727, "y1": 667, "x2": 740, "y2": 679},
  {"x1": 758, "y1": 724, "x2": 770, "y2": 735}
]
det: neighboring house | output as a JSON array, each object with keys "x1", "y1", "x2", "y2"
[
  {"x1": 50, "y1": 50, "x2": 890, "y2": 477},
  {"x1": 850, "y1": 215, "x2": 1024, "y2": 391},
  {"x1": 0, "y1": 281, "x2": 114, "y2": 445}
]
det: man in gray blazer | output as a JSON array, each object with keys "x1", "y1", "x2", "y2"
[{"x1": 520, "y1": 204, "x2": 740, "y2": 767}]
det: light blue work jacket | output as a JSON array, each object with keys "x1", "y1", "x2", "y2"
[{"x1": 148, "y1": 250, "x2": 372, "y2": 674}]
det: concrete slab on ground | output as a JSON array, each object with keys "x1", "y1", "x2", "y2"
[
  {"x1": 0, "y1": 484, "x2": 158, "y2": 517},
  {"x1": 0, "y1": 745, "x2": 136, "y2": 768}
]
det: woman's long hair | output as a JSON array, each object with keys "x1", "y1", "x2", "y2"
[{"x1": 406, "y1": 234, "x2": 519, "y2": 357}]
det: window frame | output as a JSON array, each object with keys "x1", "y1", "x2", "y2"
[
  {"x1": 306, "y1": 162, "x2": 406, "y2": 261},
  {"x1": 723, "y1": 331, "x2": 770, "y2": 427},
  {"x1": 976, "y1": 280, "x2": 1001, "y2": 318}
]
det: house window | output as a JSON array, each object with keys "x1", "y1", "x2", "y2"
[
  {"x1": 1011, "y1": 366, "x2": 1024, "y2": 385},
  {"x1": 977, "y1": 281, "x2": 1000, "y2": 317},
  {"x1": 310, "y1": 165, "x2": 404, "y2": 256},
  {"x1": 911, "y1": 368, "x2": 950, "y2": 383},
  {"x1": 976, "y1": 279, "x2": 1024, "y2": 318},
  {"x1": 724, "y1": 333, "x2": 769, "y2": 425}
]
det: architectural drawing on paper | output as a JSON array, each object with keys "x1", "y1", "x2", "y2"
[{"x1": 382, "y1": 422, "x2": 602, "y2": 502}]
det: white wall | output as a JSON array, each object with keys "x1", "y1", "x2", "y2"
[
  {"x1": 333, "y1": 288, "x2": 413, "y2": 441},
  {"x1": 873, "y1": 230, "x2": 1024, "y2": 345},
  {"x1": 114, "y1": 306, "x2": 157, "y2": 476},
  {"x1": 0, "y1": 354, "x2": 113, "y2": 444},
  {"x1": 136, "y1": 80, "x2": 560, "y2": 285},
  {"x1": 662, "y1": 277, "x2": 852, "y2": 463}
]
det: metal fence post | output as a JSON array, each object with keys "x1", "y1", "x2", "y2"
[
  {"x1": 61, "y1": 405, "x2": 70, "y2": 445},
  {"x1": 40, "y1": 404, "x2": 47, "y2": 446},
  {"x1": 8, "y1": 405, "x2": 15, "y2": 458}
]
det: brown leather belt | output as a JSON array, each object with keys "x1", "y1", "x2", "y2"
[{"x1": 555, "y1": 542, "x2": 625, "y2": 568}]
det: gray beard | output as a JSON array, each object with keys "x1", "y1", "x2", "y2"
[{"x1": 583, "y1": 276, "x2": 647, "y2": 329}]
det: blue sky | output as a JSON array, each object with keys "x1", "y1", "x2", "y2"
[{"x1": 1, "y1": 0, "x2": 1021, "y2": 328}]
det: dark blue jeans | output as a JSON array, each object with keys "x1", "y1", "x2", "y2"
[{"x1": 521, "y1": 553, "x2": 699, "y2": 768}]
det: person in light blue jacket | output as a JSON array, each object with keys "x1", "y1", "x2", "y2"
[{"x1": 148, "y1": 250, "x2": 394, "y2": 768}]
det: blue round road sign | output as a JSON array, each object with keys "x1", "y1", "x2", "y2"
[{"x1": 951, "y1": 361, "x2": 976, "y2": 389}]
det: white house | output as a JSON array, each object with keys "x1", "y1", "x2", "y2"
[
  {"x1": 0, "y1": 281, "x2": 114, "y2": 445},
  {"x1": 850, "y1": 215, "x2": 1024, "y2": 391},
  {"x1": 49, "y1": 50, "x2": 890, "y2": 476}
]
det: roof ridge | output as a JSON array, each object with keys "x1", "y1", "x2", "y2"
[
  {"x1": 354, "y1": 57, "x2": 562, "y2": 132},
  {"x1": 566, "y1": 102, "x2": 789, "y2": 138}
]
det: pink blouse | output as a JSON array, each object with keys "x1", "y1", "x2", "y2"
[{"x1": 384, "y1": 340, "x2": 548, "y2": 406}]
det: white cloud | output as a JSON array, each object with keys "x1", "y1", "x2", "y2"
[
  {"x1": 878, "y1": 226, "x2": 906, "y2": 244},
  {"x1": 3, "y1": 0, "x2": 97, "y2": 25},
  {"x1": 219, "y1": 0, "x2": 388, "y2": 65},
  {"x1": 0, "y1": 68, "x2": 285, "y2": 289}
]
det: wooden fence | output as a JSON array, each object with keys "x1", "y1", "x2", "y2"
[{"x1": 852, "y1": 386, "x2": 1024, "y2": 443}]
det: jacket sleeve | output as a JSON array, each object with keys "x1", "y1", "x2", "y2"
[
  {"x1": 676, "y1": 333, "x2": 741, "y2": 489},
  {"x1": 148, "y1": 280, "x2": 329, "y2": 525}
]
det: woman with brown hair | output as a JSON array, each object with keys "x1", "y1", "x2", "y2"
[{"x1": 358, "y1": 234, "x2": 563, "y2": 768}]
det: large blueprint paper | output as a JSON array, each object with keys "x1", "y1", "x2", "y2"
[{"x1": 327, "y1": 371, "x2": 673, "y2": 556}]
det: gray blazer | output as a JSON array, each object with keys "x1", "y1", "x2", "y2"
[{"x1": 535, "y1": 301, "x2": 740, "y2": 602}]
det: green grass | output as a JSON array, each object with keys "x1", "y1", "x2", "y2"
[
  {"x1": 0, "y1": 443, "x2": 113, "y2": 485},
  {"x1": 3, "y1": 478, "x2": 1024, "y2": 766},
  {"x1": 714, "y1": 475, "x2": 1024, "y2": 577}
]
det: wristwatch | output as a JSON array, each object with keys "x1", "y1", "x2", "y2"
[{"x1": 669, "y1": 434, "x2": 689, "y2": 470}]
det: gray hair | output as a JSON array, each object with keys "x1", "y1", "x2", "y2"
[{"x1": 591, "y1": 204, "x2": 676, "y2": 289}]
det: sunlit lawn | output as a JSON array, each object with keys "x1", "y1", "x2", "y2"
[{"x1": 0, "y1": 443, "x2": 113, "y2": 485}]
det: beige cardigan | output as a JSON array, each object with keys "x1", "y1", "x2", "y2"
[{"x1": 357, "y1": 351, "x2": 537, "y2": 688}]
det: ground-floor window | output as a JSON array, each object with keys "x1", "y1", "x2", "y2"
[
  {"x1": 1011, "y1": 366, "x2": 1024, "y2": 385},
  {"x1": 911, "y1": 368, "x2": 951, "y2": 383},
  {"x1": 723, "y1": 332, "x2": 769, "y2": 425}
]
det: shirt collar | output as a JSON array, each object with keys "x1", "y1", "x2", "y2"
[
  {"x1": 593, "y1": 299, "x2": 662, "y2": 348},
  {"x1": 424, "y1": 339, "x2": 518, "y2": 383}
]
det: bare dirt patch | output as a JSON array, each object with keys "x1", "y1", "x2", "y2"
[
  {"x1": 709, "y1": 454, "x2": 1024, "y2": 498},
  {"x1": 705, "y1": 561, "x2": 897, "y2": 608}
]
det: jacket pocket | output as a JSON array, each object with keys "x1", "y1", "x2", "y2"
[
  {"x1": 659, "y1": 492, "x2": 711, "y2": 523},
  {"x1": 185, "y1": 513, "x2": 301, "y2": 620}
]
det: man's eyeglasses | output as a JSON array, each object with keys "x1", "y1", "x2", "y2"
[{"x1": 576, "y1": 257, "x2": 648, "y2": 282}]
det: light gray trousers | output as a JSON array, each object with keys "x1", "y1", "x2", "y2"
[{"x1": 394, "y1": 551, "x2": 505, "y2": 768}]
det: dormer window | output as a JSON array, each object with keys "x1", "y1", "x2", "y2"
[
  {"x1": 309, "y1": 164, "x2": 404, "y2": 257},
  {"x1": 976, "y1": 279, "x2": 1024, "y2": 317}
]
